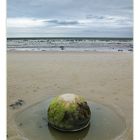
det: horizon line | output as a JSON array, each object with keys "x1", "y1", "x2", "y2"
[{"x1": 7, "y1": 37, "x2": 133, "y2": 39}]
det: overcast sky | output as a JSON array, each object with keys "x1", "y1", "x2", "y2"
[{"x1": 7, "y1": 0, "x2": 133, "y2": 37}]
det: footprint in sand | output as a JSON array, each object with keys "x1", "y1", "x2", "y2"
[
  {"x1": 33, "y1": 89, "x2": 37, "y2": 92},
  {"x1": 115, "y1": 97, "x2": 119, "y2": 101},
  {"x1": 90, "y1": 89, "x2": 95, "y2": 93},
  {"x1": 100, "y1": 81, "x2": 105, "y2": 86},
  {"x1": 36, "y1": 86, "x2": 40, "y2": 89},
  {"x1": 113, "y1": 92, "x2": 118, "y2": 95},
  {"x1": 100, "y1": 96, "x2": 104, "y2": 99},
  {"x1": 54, "y1": 83, "x2": 57, "y2": 86}
]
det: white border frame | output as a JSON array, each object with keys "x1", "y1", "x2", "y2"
[
  {"x1": 0, "y1": 0, "x2": 6, "y2": 139},
  {"x1": 134, "y1": 0, "x2": 140, "y2": 140},
  {"x1": 0, "y1": 0, "x2": 140, "y2": 139}
]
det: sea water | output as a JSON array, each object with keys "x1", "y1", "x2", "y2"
[{"x1": 7, "y1": 37, "x2": 133, "y2": 52}]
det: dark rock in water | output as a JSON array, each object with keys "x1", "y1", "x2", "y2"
[
  {"x1": 48, "y1": 93, "x2": 91, "y2": 131},
  {"x1": 128, "y1": 49, "x2": 133, "y2": 52},
  {"x1": 60, "y1": 46, "x2": 64, "y2": 50},
  {"x1": 118, "y1": 49, "x2": 123, "y2": 52}
]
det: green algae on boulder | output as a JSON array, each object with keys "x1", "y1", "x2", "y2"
[{"x1": 48, "y1": 93, "x2": 91, "y2": 131}]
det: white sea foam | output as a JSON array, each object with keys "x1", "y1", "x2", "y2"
[{"x1": 7, "y1": 38, "x2": 133, "y2": 52}]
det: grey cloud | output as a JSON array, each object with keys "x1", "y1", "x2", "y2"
[
  {"x1": 45, "y1": 20, "x2": 79, "y2": 26},
  {"x1": 94, "y1": 16, "x2": 105, "y2": 19},
  {"x1": 8, "y1": 0, "x2": 133, "y2": 18},
  {"x1": 120, "y1": 6, "x2": 133, "y2": 10},
  {"x1": 86, "y1": 15, "x2": 105, "y2": 19},
  {"x1": 7, "y1": 25, "x2": 132, "y2": 38}
]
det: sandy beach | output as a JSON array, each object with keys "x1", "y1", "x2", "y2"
[{"x1": 7, "y1": 51, "x2": 133, "y2": 140}]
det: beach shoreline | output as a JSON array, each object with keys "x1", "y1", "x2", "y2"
[{"x1": 7, "y1": 51, "x2": 133, "y2": 140}]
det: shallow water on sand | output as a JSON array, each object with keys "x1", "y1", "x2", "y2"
[{"x1": 15, "y1": 98, "x2": 126, "y2": 140}]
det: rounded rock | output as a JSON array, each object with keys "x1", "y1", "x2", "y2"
[{"x1": 47, "y1": 93, "x2": 91, "y2": 131}]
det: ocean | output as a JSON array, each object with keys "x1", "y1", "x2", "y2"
[{"x1": 7, "y1": 37, "x2": 133, "y2": 52}]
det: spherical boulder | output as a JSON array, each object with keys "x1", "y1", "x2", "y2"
[{"x1": 48, "y1": 93, "x2": 91, "y2": 131}]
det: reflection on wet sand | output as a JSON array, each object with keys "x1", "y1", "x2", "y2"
[{"x1": 48, "y1": 123, "x2": 90, "y2": 140}]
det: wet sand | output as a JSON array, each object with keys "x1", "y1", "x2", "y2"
[{"x1": 7, "y1": 51, "x2": 133, "y2": 140}]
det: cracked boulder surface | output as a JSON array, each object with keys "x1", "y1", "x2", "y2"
[{"x1": 48, "y1": 93, "x2": 91, "y2": 131}]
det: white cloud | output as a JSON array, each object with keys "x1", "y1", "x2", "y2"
[
  {"x1": 7, "y1": 16, "x2": 132, "y2": 37},
  {"x1": 7, "y1": 15, "x2": 132, "y2": 29},
  {"x1": 7, "y1": 18, "x2": 46, "y2": 28},
  {"x1": 78, "y1": 15, "x2": 132, "y2": 29}
]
